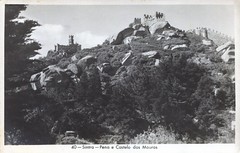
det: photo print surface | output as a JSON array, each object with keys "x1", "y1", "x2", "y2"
[{"x1": 4, "y1": 4, "x2": 235, "y2": 145}]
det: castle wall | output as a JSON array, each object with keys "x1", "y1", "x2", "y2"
[
  {"x1": 134, "y1": 18, "x2": 141, "y2": 25},
  {"x1": 189, "y1": 27, "x2": 234, "y2": 46},
  {"x1": 143, "y1": 11, "x2": 166, "y2": 26},
  {"x1": 54, "y1": 35, "x2": 81, "y2": 53}
]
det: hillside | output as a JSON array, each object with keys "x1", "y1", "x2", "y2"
[{"x1": 5, "y1": 11, "x2": 235, "y2": 144}]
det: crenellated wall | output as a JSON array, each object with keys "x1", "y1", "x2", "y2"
[
  {"x1": 143, "y1": 11, "x2": 166, "y2": 25},
  {"x1": 134, "y1": 18, "x2": 141, "y2": 25},
  {"x1": 188, "y1": 27, "x2": 234, "y2": 46}
]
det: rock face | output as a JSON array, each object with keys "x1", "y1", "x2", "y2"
[
  {"x1": 121, "y1": 51, "x2": 134, "y2": 66},
  {"x1": 216, "y1": 41, "x2": 233, "y2": 52},
  {"x1": 171, "y1": 44, "x2": 188, "y2": 51},
  {"x1": 141, "y1": 51, "x2": 159, "y2": 58},
  {"x1": 97, "y1": 63, "x2": 112, "y2": 74},
  {"x1": 77, "y1": 55, "x2": 97, "y2": 69},
  {"x1": 67, "y1": 64, "x2": 78, "y2": 75},
  {"x1": 106, "y1": 34, "x2": 118, "y2": 45},
  {"x1": 216, "y1": 41, "x2": 235, "y2": 63},
  {"x1": 29, "y1": 65, "x2": 64, "y2": 91},
  {"x1": 30, "y1": 73, "x2": 41, "y2": 91},
  {"x1": 30, "y1": 55, "x2": 99, "y2": 91},
  {"x1": 133, "y1": 26, "x2": 149, "y2": 37},
  {"x1": 30, "y1": 64, "x2": 80, "y2": 91},
  {"x1": 71, "y1": 55, "x2": 78, "y2": 61},
  {"x1": 123, "y1": 36, "x2": 140, "y2": 44},
  {"x1": 111, "y1": 28, "x2": 134, "y2": 45},
  {"x1": 221, "y1": 46, "x2": 235, "y2": 63},
  {"x1": 147, "y1": 21, "x2": 169, "y2": 34}
]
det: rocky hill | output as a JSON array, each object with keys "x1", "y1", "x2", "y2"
[{"x1": 5, "y1": 11, "x2": 235, "y2": 144}]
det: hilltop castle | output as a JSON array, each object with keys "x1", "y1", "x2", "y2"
[
  {"x1": 54, "y1": 35, "x2": 81, "y2": 53},
  {"x1": 131, "y1": 11, "x2": 166, "y2": 26}
]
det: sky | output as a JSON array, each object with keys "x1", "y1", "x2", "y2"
[{"x1": 20, "y1": 5, "x2": 235, "y2": 57}]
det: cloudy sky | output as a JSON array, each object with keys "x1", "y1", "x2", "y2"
[{"x1": 20, "y1": 5, "x2": 234, "y2": 57}]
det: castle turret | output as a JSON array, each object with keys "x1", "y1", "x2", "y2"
[
  {"x1": 69, "y1": 35, "x2": 74, "y2": 45},
  {"x1": 194, "y1": 28, "x2": 201, "y2": 35},
  {"x1": 134, "y1": 18, "x2": 141, "y2": 25},
  {"x1": 201, "y1": 28, "x2": 208, "y2": 38},
  {"x1": 54, "y1": 45, "x2": 57, "y2": 51}
]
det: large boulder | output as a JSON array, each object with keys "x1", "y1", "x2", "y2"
[
  {"x1": 29, "y1": 72, "x2": 41, "y2": 91},
  {"x1": 71, "y1": 55, "x2": 78, "y2": 61},
  {"x1": 97, "y1": 63, "x2": 112, "y2": 73},
  {"x1": 123, "y1": 36, "x2": 140, "y2": 44},
  {"x1": 162, "y1": 30, "x2": 178, "y2": 37},
  {"x1": 133, "y1": 27, "x2": 149, "y2": 37},
  {"x1": 39, "y1": 65, "x2": 66, "y2": 89},
  {"x1": 67, "y1": 64, "x2": 78, "y2": 75},
  {"x1": 171, "y1": 44, "x2": 188, "y2": 51},
  {"x1": 141, "y1": 51, "x2": 160, "y2": 58},
  {"x1": 221, "y1": 47, "x2": 235, "y2": 63},
  {"x1": 216, "y1": 41, "x2": 234, "y2": 52},
  {"x1": 145, "y1": 20, "x2": 169, "y2": 34},
  {"x1": 121, "y1": 51, "x2": 134, "y2": 66},
  {"x1": 77, "y1": 55, "x2": 97, "y2": 69},
  {"x1": 132, "y1": 24, "x2": 142, "y2": 30},
  {"x1": 105, "y1": 34, "x2": 117, "y2": 44},
  {"x1": 30, "y1": 65, "x2": 80, "y2": 91},
  {"x1": 111, "y1": 28, "x2": 134, "y2": 45}
]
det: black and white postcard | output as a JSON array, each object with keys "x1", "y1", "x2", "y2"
[{"x1": 1, "y1": 0, "x2": 239, "y2": 153}]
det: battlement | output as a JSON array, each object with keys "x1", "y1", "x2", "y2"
[
  {"x1": 188, "y1": 27, "x2": 234, "y2": 46},
  {"x1": 134, "y1": 18, "x2": 141, "y2": 25},
  {"x1": 194, "y1": 27, "x2": 208, "y2": 38},
  {"x1": 206, "y1": 28, "x2": 234, "y2": 41},
  {"x1": 143, "y1": 11, "x2": 165, "y2": 22}
]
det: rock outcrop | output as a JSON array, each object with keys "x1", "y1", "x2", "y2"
[
  {"x1": 30, "y1": 64, "x2": 80, "y2": 91},
  {"x1": 216, "y1": 41, "x2": 235, "y2": 63},
  {"x1": 121, "y1": 51, "x2": 134, "y2": 66},
  {"x1": 111, "y1": 28, "x2": 135, "y2": 45},
  {"x1": 77, "y1": 55, "x2": 97, "y2": 69}
]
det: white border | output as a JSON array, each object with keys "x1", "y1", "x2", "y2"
[{"x1": 0, "y1": 0, "x2": 239, "y2": 153}]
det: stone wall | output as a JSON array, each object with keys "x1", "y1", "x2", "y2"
[
  {"x1": 188, "y1": 27, "x2": 234, "y2": 46},
  {"x1": 54, "y1": 35, "x2": 81, "y2": 53}
]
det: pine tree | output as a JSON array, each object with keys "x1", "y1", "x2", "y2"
[{"x1": 5, "y1": 4, "x2": 41, "y2": 82}]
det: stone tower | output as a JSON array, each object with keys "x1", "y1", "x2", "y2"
[
  {"x1": 134, "y1": 18, "x2": 141, "y2": 25},
  {"x1": 69, "y1": 35, "x2": 74, "y2": 45},
  {"x1": 201, "y1": 28, "x2": 208, "y2": 38},
  {"x1": 195, "y1": 28, "x2": 201, "y2": 35}
]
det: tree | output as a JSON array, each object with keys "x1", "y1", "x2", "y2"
[
  {"x1": 5, "y1": 4, "x2": 41, "y2": 80},
  {"x1": 5, "y1": 5, "x2": 43, "y2": 144}
]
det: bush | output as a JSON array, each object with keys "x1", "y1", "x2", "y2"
[{"x1": 129, "y1": 126, "x2": 186, "y2": 144}]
